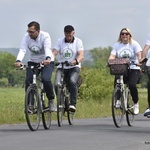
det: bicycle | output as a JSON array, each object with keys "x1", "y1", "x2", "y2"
[
  {"x1": 19, "y1": 63, "x2": 51, "y2": 131},
  {"x1": 55, "y1": 61, "x2": 75, "y2": 127},
  {"x1": 108, "y1": 58, "x2": 136, "y2": 128}
]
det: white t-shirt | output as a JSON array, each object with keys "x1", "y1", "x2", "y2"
[
  {"x1": 54, "y1": 37, "x2": 84, "y2": 69},
  {"x1": 16, "y1": 31, "x2": 54, "y2": 63},
  {"x1": 145, "y1": 33, "x2": 150, "y2": 58},
  {"x1": 111, "y1": 40, "x2": 142, "y2": 69}
]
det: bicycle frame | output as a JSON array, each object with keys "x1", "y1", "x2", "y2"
[
  {"x1": 19, "y1": 64, "x2": 51, "y2": 131},
  {"x1": 55, "y1": 61, "x2": 74, "y2": 126}
]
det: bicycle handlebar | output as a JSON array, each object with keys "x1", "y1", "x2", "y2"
[
  {"x1": 18, "y1": 63, "x2": 44, "y2": 70},
  {"x1": 55, "y1": 61, "x2": 74, "y2": 67}
]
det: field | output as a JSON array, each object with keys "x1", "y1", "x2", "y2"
[{"x1": 0, "y1": 87, "x2": 148, "y2": 124}]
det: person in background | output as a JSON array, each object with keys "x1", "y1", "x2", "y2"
[
  {"x1": 53, "y1": 25, "x2": 84, "y2": 112},
  {"x1": 15, "y1": 21, "x2": 57, "y2": 112},
  {"x1": 140, "y1": 33, "x2": 150, "y2": 117},
  {"x1": 108, "y1": 28, "x2": 142, "y2": 115}
]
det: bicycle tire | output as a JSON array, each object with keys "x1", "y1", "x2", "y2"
[
  {"x1": 112, "y1": 86, "x2": 125, "y2": 128},
  {"x1": 57, "y1": 88, "x2": 65, "y2": 127},
  {"x1": 41, "y1": 91, "x2": 51, "y2": 129},
  {"x1": 25, "y1": 85, "x2": 40, "y2": 131},
  {"x1": 126, "y1": 89, "x2": 134, "y2": 126},
  {"x1": 66, "y1": 96, "x2": 74, "y2": 125}
]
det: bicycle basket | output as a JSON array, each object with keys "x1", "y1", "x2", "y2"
[{"x1": 108, "y1": 58, "x2": 130, "y2": 75}]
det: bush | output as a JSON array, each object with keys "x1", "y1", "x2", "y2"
[
  {"x1": 78, "y1": 67, "x2": 114, "y2": 104},
  {"x1": 0, "y1": 78, "x2": 8, "y2": 87}
]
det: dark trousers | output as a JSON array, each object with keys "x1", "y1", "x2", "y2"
[
  {"x1": 54, "y1": 67, "x2": 80, "y2": 106},
  {"x1": 115, "y1": 69, "x2": 141, "y2": 104},
  {"x1": 25, "y1": 61, "x2": 54, "y2": 100}
]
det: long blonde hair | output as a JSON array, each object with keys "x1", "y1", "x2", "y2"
[{"x1": 117, "y1": 28, "x2": 133, "y2": 44}]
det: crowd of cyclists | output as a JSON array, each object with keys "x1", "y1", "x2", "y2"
[{"x1": 15, "y1": 21, "x2": 150, "y2": 119}]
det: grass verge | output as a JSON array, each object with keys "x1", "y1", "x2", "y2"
[{"x1": 0, "y1": 87, "x2": 148, "y2": 124}]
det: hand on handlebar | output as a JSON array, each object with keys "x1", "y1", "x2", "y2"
[
  {"x1": 139, "y1": 58, "x2": 148, "y2": 64},
  {"x1": 14, "y1": 62, "x2": 23, "y2": 68},
  {"x1": 43, "y1": 59, "x2": 51, "y2": 66}
]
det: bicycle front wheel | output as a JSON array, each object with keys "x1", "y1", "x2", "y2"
[
  {"x1": 112, "y1": 86, "x2": 125, "y2": 128},
  {"x1": 25, "y1": 85, "x2": 40, "y2": 131},
  {"x1": 41, "y1": 91, "x2": 51, "y2": 129},
  {"x1": 126, "y1": 89, "x2": 134, "y2": 126},
  {"x1": 57, "y1": 88, "x2": 65, "y2": 127},
  {"x1": 65, "y1": 96, "x2": 74, "y2": 125}
]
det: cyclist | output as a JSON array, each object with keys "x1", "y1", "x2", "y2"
[
  {"x1": 108, "y1": 28, "x2": 142, "y2": 115},
  {"x1": 140, "y1": 33, "x2": 150, "y2": 116},
  {"x1": 53, "y1": 25, "x2": 84, "y2": 112},
  {"x1": 14, "y1": 21, "x2": 57, "y2": 112}
]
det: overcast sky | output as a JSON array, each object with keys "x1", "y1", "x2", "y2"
[{"x1": 1, "y1": 0, "x2": 150, "y2": 50}]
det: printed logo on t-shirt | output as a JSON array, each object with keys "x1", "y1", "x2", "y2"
[
  {"x1": 62, "y1": 48, "x2": 73, "y2": 59},
  {"x1": 29, "y1": 45, "x2": 42, "y2": 54},
  {"x1": 118, "y1": 48, "x2": 133, "y2": 58}
]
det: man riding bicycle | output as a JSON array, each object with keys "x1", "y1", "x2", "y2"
[
  {"x1": 53, "y1": 25, "x2": 84, "y2": 112},
  {"x1": 15, "y1": 21, "x2": 57, "y2": 112}
]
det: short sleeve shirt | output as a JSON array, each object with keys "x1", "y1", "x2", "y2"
[
  {"x1": 54, "y1": 37, "x2": 84, "y2": 68},
  {"x1": 111, "y1": 40, "x2": 142, "y2": 69}
]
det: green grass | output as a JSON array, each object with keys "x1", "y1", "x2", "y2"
[{"x1": 0, "y1": 87, "x2": 148, "y2": 125}]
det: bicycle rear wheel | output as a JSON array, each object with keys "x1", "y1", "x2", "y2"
[
  {"x1": 25, "y1": 85, "x2": 40, "y2": 131},
  {"x1": 57, "y1": 88, "x2": 65, "y2": 127},
  {"x1": 41, "y1": 91, "x2": 51, "y2": 129},
  {"x1": 126, "y1": 89, "x2": 134, "y2": 126},
  {"x1": 112, "y1": 86, "x2": 125, "y2": 128},
  {"x1": 65, "y1": 96, "x2": 74, "y2": 125}
]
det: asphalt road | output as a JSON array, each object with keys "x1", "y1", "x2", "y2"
[{"x1": 0, "y1": 114, "x2": 150, "y2": 150}]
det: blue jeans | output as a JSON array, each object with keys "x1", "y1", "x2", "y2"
[
  {"x1": 54, "y1": 67, "x2": 80, "y2": 106},
  {"x1": 25, "y1": 61, "x2": 54, "y2": 100}
]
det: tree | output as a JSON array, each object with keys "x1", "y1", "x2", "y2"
[{"x1": 0, "y1": 52, "x2": 22, "y2": 86}]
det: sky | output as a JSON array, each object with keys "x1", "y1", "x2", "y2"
[{"x1": 1, "y1": 0, "x2": 150, "y2": 50}]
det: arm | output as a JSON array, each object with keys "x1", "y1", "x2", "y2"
[
  {"x1": 142, "y1": 45, "x2": 150, "y2": 58},
  {"x1": 108, "y1": 54, "x2": 116, "y2": 60},
  {"x1": 15, "y1": 35, "x2": 27, "y2": 67},
  {"x1": 71, "y1": 50, "x2": 84, "y2": 65},
  {"x1": 52, "y1": 48, "x2": 59, "y2": 59}
]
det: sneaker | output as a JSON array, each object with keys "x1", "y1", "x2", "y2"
[
  {"x1": 49, "y1": 100, "x2": 57, "y2": 112},
  {"x1": 69, "y1": 105, "x2": 76, "y2": 112},
  {"x1": 115, "y1": 100, "x2": 121, "y2": 108},
  {"x1": 144, "y1": 108, "x2": 150, "y2": 117},
  {"x1": 134, "y1": 103, "x2": 139, "y2": 115}
]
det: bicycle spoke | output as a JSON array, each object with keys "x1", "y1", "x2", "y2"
[
  {"x1": 126, "y1": 90, "x2": 134, "y2": 126},
  {"x1": 57, "y1": 89, "x2": 65, "y2": 127},
  {"x1": 41, "y1": 91, "x2": 51, "y2": 129},
  {"x1": 112, "y1": 87, "x2": 125, "y2": 128},
  {"x1": 25, "y1": 86, "x2": 40, "y2": 131}
]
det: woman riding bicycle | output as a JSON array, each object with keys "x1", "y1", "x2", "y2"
[{"x1": 108, "y1": 28, "x2": 142, "y2": 115}]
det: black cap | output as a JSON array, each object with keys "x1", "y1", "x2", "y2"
[{"x1": 64, "y1": 25, "x2": 74, "y2": 32}]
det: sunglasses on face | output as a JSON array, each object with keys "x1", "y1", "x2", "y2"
[{"x1": 120, "y1": 32, "x2": 130, "y2": 36}]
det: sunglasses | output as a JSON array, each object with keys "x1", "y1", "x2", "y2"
[{"x1": 121, "y1": 32, "x2": 130, "y2": 36}]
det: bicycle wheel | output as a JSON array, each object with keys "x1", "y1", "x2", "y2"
[
  {"x1": 126, "y1": 89, "x2": 134, "y2": 126},
  {"x1": 57, "y1": 88, "x2": 65, "y2": 127},
  {"x1": 112, "y1": 86, "x2": 125, "y2": 128},
  {"x1": 65, "y1": 96, "x2": 74, "y2": 125},
  {"x1": 25, "y1": 85, "x2": 40, "y2": 131},
  {"x1": 41, "y1": 90, "x2": 51, "y2": 129}
]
